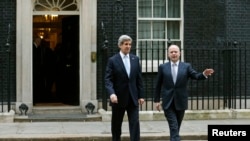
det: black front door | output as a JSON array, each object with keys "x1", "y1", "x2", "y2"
[{"x1": 58, "y1": 15, "x2": 79, "y2": 105}]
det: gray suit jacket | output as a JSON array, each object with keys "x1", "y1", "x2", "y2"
[{"x1": 154, "y1": 62, "x2": 206, "y2": 110}]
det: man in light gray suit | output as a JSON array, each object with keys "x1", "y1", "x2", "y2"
[{"x1": 154, "y1": 44, "x2": 214, "y2": 141}]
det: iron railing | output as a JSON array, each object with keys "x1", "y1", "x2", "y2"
[
  {"x1": 1, "y1": 41, "x2": 250, "y2": 112},
  {"x1": 0, "y1": 23, "x2": 12, "y2": 113},
  {"x1": 0, "y1": 46, "x2": 12, "y2": 113},
  {"x1": 100, "y1": 41, "x2": 250, "y2": 111}
]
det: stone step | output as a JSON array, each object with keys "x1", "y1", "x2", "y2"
[
  {"x1": 14, "y1": 113, "x2": 101, "y2": 122},
  {"x1": 32, "y1": 106, "x2": 83, "y2": 114},
  {"x1": 14, "y1": 106, "x2": 101, "y2": 122}
]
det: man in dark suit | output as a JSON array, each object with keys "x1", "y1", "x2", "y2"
[
  {"x1": 33, "y1": 37, "x2": 43, "y2": 103},
  {"x1": 105, "y1": 35, "x2": 144, "y2": 141},
  {"x1": 154, "y1": 44, "x2": 214, "y2": 141}
]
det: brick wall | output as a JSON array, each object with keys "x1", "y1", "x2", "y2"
[
  {"x1": 184, "y1": 0, "x2": 250, "y2": 42},
  {"x1": 97, "y1": 0, "x2": 137, "y2": 99},
  {"x1": 226, "y1": 0, "x2": 250, "y2": 41},
  {"x1": 0, "y1": 0, "x2": 16, "y2": 102},
  {"x1": 184, "y1": 0, "x2": 226, "y2": 43}
]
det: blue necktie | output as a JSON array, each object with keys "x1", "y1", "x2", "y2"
[{"x1": 124, "y1": 55, "x2": 130, "y2": 76}]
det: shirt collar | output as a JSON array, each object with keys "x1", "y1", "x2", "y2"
[
  {"x1": 120, "y1": 51, "x2": 129, "y2": 58},
  {"x1": 171, "y1": 61, "x2": 179, "y2": 66}
]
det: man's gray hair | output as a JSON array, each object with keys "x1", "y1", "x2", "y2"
[{"x1": 118, "y1": 35, "x2": 132, "y2": 46}]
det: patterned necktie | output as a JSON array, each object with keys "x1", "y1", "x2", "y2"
[
  {"x1": 124, "y1": 55, "x2": 130, "y2": 76},
  {"x1": 172, "y1": 63, "x2": 177, "y2": 83}
]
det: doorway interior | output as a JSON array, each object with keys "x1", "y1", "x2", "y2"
[{"x1": 33, "y1": 15, "x2": 79, "y2": 106}]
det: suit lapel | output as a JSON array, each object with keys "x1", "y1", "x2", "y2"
[
  {"x1": 127, "y1": 54, "x2": 137, "y2": 78},
  {"x1": 166, "y1": 63, "x2": 174, "y2": 84},
  {"x1": 176, "y1": 62, "x2": 184, "y2": 84},
  {"x1": 129, "y1": 55, "x2": 134, "y2": 76}
]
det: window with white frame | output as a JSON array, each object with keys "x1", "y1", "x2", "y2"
[{"x1": 137, "y1": 0, "x2": 183, "y2": 72}]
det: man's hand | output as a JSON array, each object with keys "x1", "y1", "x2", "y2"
[
  {"x1": 138, "y1": 98, "x2": 144, "y2": 105},
  {"x1": 110, "y1": 94, "x2": 118, "y2": 103},
  {"x1": 155, "y1": 102, "x2": 161, "y2": 112},
  {"x1": 203, "y1": 68, "x2": 214, "y2": 76}
]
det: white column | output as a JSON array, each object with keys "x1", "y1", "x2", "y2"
[
  {"x1": 80, "y1": 0, "x2": 98, "y2": 113},
  {"x1": 16, "y1": 0, "x2": 33, "y2": 114}
]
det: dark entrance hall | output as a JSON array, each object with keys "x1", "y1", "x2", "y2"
[{"x1": 32, "y1": 15, "x2": 79, "y2": 106}]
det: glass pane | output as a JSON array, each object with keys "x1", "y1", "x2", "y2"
[
  {"x1": 152, "y1": 41, "x2": 165, "y2": 60},
  {"x1": 138, "y1": 41, "x2": 165, "y2": 60},
  {"x1": 138, "y1": 41, "x2": 152, "y2": 60},
  {"x1": 138, "y1": 21, "x2": 151, "y2": 39},
  {"x1": 153, "y1": 21, "x2": 165, "y2": 39},
  {"x1": 167, "y1": 21, "x2": 180, "y2": 39},
  {"x1": 153, "y1": 0, "x2": 166, "y2": 18},
  {"x1": 139, "y1": 0, "x2": 152, "y2": 17},
  {"x1": 168, "y1": 0, "x2": 180, "y2": 18}
]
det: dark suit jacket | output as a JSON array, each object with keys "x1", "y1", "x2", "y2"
[
  {"x1": 33, "y1": 43, "x2": 42, "y2": 77},
  {"x1": 154, "y1": 62, "x2": 206, "y2": 110},
  {"x1": 105, "y1": 53, "x2": 144, "y2": 107}
]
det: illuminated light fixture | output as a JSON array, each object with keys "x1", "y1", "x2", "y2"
[{"x1": 44, "y1": 14, "x2": 58, "y2": 22}]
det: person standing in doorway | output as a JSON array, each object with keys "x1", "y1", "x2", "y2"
[
  {"x1": 105, "y1": 35, "x2": 145, "y2": 141},
  {"x1": 154, "y1": 44, "x2": 214, "y2": 141},
  {"x1": 33, "y1": 37, "x2": 42, "y2": 103}
]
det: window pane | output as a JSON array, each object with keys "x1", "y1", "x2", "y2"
[
  {"x1": 138, "y1": 21, "x2": 151, "y2": 39},
  {"x1": 153, "y1": 0, "x2": 166, "y2": 18},
  {"x1": 168, "y1": 0, "x2": 180, "y2": 18},
  {"x1": 139, "y1": 0, "x2": 152, "y2": 17},
  {"x1": 138, "y1": 41, "x2": 152, "y2": 59},
  {"x1": 138, "y1": 41, "x2": 165, "y2": 60},
  {"x1": 153, "y1": 21, "x2": 165, "y2": 39},
  {"x1": 152, "y1": 41, "x2": 165, "y2": 60},
  {"x1": 167, "y1": 21, "x2": 180, "y2": 39}
]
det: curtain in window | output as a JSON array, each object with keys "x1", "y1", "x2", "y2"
[
  {"x1": 139, "y1": 0, "x2": 151, "y2": 17},
  {"x1": 138, "y1": 21, "x2": 151, "y2": 39},
  {"x1": 153, "y1": 0, "x2": 166, "y2": 18},
  {"x1": 168, "y1": 0, "x2": 180, "y2": 18},
  {"x1": 168, "y1": 21, "x2": 180, "y2": 39},
  {"x1": 153, "y1": 21, "x2": 165, "y2": 39}
]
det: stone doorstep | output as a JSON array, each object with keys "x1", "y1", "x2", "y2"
[
  {"x1": 12, "y1": 105, "x2": 102, "y2": 122},
  {"x1": 13, "y1": 113, "x2": 102, "y2": 122},
  {"x1": 99, "y1": 109, "x2": 250, "y2": 121},
  {"x1": 2, "y1": 109, "x2": 250, "y2": 123}
]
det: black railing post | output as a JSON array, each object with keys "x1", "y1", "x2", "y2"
[
  {"x1": 167, "y1": 38, "x2": 172, "y2": 61},
  {"x1": 223, "y1": 42, "x2": 231, "y2": 109},
  {"x1": 6, "y1": 23, "x2": 11, "y2": 112},
  {"x1": 232, "y1": 40, "x2": 238, "y2": 109},
  {"x1": 0, "y1": 42, "x2": 3, "y2": 112},
  {"x1": 167, "y1": 38, "x2": 172, "y2": 47},
  {"x1": 101, "y1": 21, "x2": 109, "y2": 110}
]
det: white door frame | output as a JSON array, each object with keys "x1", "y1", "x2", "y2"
[{"x1": 15, "y1": 0, "x2": 97, "y2": 114}]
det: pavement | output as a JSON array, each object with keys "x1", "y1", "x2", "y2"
[{"x1": 0, "y1": 119, "x2": 250, "y2": 141}]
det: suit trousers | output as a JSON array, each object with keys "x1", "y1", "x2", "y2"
[
  {"x1": 164, "y1": 101, "x2": 185, "y2": 141},
  {"x1": 111, "y1": 95, "x2": 140, "y2": 141}
]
